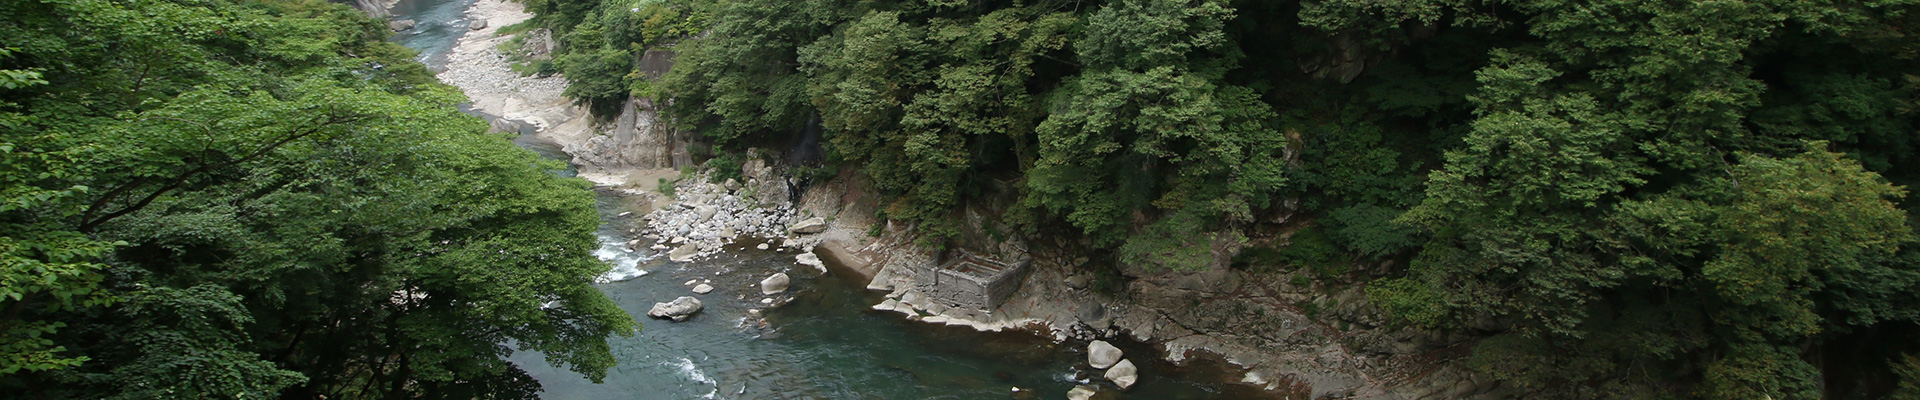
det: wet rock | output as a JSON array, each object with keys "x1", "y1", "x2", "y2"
[
  {"x1": 646, "y1": 296, "x2": 702, "y2": 321},
  {"x1": 1104, "y1": 359, "x2": 1138, "y2": 390},
  {"x1": 388, "y1": 19, "x2": 415, "y2": 31},
  {"x1": 692, "y1": 284, "x2": 713, "y2": 294},
  {"x1": 1066, "y1": 384, "x2": 1098, "y2": 400},
  {"x1": 788, "y1": 216, "x2": 828, "y2": 234},
  {"x1": 468, "y1": 19, "x2": 487, "y2": 30},
  {"x1": 760, "y1": 272, "x2": 790, "y2": 295},
  {"x1": 1088, "y1": 340, "x2": 1122, "y2": 369}
]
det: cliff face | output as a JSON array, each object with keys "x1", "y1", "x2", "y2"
[{"x1": 568, "y1": 96, "x2": 695, "y2": 172}]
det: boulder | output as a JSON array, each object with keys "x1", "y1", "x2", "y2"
[
  {"x1": 1065, "y1": 275, "x2": 1090, "y2": 290},
  {"x1": 796, "y1": 252, "x2": 825, "y2": 272},
  {"x1": 788, "y1": 216, "x2": 829, "y2": 234},
  {"x1": 692, "y1": 284, "x2": 714, "y2": 294},
  {"x1": 468, "y1": 19, "x2": 487, "y2": 30},
  {"x1": 1066, "y1": 385, "x2": 1098, "y2": 400},
  {"x1": 756, "y1": 243, "x2": 770, "y2": 250},
  {"x1": 669, "y1": 243, "x2": 698, "y2": 262},
  {"x1": 1104, "y1": 359, "x2": 1138, "y2": 390},
  {"x1": 1088, "y1": 340, "x2": 1123, "y2": 369},
  {"x1": 723, "y1": 178, "x2": 742, "y2": 192},
  {"x1": 388, "y1": 19, "x2": 415, "y2": 31},
  {"x1": 646, "y1": 296, "x2": 703, "y2": 321},
  {"x1": 695, "y1": 205, "x2": 718, "y2": 221},
  {"x1": 760, "y1": 273, "x2": 790, "y2": 295}
]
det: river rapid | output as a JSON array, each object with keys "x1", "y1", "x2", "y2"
[{"x1": 388, "y1": 0, "x2": 1265, "y2": 398}]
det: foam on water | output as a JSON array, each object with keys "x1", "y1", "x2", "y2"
[{"x1": 594, "y1": 232, "x2": 653, "y2": 282}]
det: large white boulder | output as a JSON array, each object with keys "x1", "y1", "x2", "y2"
[
  {"x1": 1066, "y1": 385, "x2": 1098, "y2": 400},
  {"x1": 796, "y1": 252, "x2": 825, "y2": 272},
  {"x1": 788, "y1": 216, "x2": 829, "y2": 234},
  {"x1": 1088, "y1": 340, "x2": 1123, "y2": 369},
  {"x1": 1104, "y1": 358, "x2": 1138, "y2": 390},
  {"x1": 760, "y1": 272, "x2": 790, "y2": 295},
  {"x1": 646, "y1": 296, "x2": 703, "y2": 321}
]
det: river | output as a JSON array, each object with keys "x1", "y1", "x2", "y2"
[{"x1": 387, "y1": 1, "x2": 1263, "y2": 398}]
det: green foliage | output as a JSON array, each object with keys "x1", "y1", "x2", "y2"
[
  {"x1": 1323, "y1": 203, "x2": 1418, "y2": 258},
  {"x1": 704, "y1": 151, "x2": 745, "y2": 183},
  {"x1": 0, "y1": 0, "x2": 634, "y2": 398},
  {"x1": 1896, "y1": 354, "x2": 1920, "y2": 400},
  {"x1": 1118, "y1": 212, "x2": 1238, "y2": 272},
  {"x1": 1279, "y1": 227, "x2": 1345, "y2": 279},
  {"x1": 518, "y1": 0, "x2": 1920, "y2": 395},
  {"x1": 1365, "y1": 277, "x2": 1445, "y2": 327}
]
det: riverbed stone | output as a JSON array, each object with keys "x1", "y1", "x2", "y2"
[
  {"x1": 760, "y1": 272, "x2": 790, "y2": 294},
  {"x1": 1066, "y1": 385, "x2": 1098, "y2": 400},
  {"x1": 1088, "y1": 340, "x2": 1122, "y2": 369},
  {"x1": 788, "y1": 216, "x2": 828, "y2": 234},
  {"x1": 1104, "y1": 359, "x2": 1138, "y2": 390},
  {"x1": 796, "y1": 252, "x2": 824, "y2": 271},
  {"x1": 692, "y1": 283, "x2": 714, "y2": 294},
  {"x1": 389, "y1": 19, "x2": 415, "y2": 31},
  {"x1": 695, "y1": 205, "x2": 718, "y2": 220},
  {"x1": 669, "y1": 243, "x2": 698, "y2": 262},
  {"x1": 468, "y1": 19, "x2": 487, "y2": 30},
  {"x1": 646, "y1": 296, "x2": 702, "y2": 321},
  {"x1": 756, "y1": 243, "x2": 770, "y2": 250}
]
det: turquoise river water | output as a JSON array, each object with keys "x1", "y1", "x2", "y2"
[{"x1": 388, "y1": 1, "x2": 1272, "y2": 398}]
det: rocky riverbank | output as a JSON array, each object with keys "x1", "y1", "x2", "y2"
[
  {"x1": 774, "y1": 169, "x2": 1504, "y2": 399},
  {"x1": 432, "y1": 0, "x2": 1492, "y2": 396}
]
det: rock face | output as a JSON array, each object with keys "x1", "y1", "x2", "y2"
[
  {"x1": 1066, "y1": 385, "x2": 1098, "y2": 400},
  {"x1": 1088, "y1": 340, "x2": 1123, "y2": 369},
  {"x1": 788, "y1": 217, "x2": 829, "y2": 234},
  {"x1": 760, "y1": 273, "x2": 790, "y2": 295},
  {"x1": 1104, "y1": 359, "x2": 1138, "y2": 390},
  {"x1": 388, "y1": 19, "x2": 415, "y2": 31},
  {"x1": 692, "y1": 283, "x2": 714, "y2": 294},
  {"x1": 647, "y1": 296, "x2": 703, "y2": 321},
  {"x1": 568, "y1": 97, "x2": 693, "y2": 172}
]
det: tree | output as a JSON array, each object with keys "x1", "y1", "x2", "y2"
[{"x1": 0, "y1": 0, "x2": 634, "y2": 398}]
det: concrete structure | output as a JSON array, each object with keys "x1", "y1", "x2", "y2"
[{"x1": 906, "y1": 249, "x2": 1029, "y2": 311}]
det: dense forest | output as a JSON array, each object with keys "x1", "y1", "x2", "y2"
[
  {"x1": 0, "y1": 0, "x2": 631, "y2": 399},
  {"x1": 512, "y1": 0, "x2": 1920, "y2": 398}
]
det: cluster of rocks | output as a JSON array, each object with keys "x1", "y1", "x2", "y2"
[
  {"x1": 437, "y1": 9, "x2": 569, "y2": 108},
  {"x1": 636, "y1": 173, "x2": 799, "y2": 262},
  {"x1": 1087, "y1": 340, "x2": 1138, "y2": 389}
]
